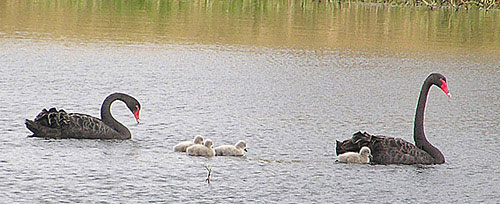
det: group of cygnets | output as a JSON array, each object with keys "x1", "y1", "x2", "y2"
[
  {"x1": 173, "y1": 135, "x2": 247, "y2": 157},
  {"x1": 174, "y1": 135, "x2": 371, "y2": 164}
]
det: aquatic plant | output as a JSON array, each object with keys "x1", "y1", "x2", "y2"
[{"x1": 205, "y1": 165, "x2": 212, "y2": 184}]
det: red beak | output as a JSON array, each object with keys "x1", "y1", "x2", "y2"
[
  {"x1": 439, "y1": 78, "x2": 451, "y2": 98},
  {"x1": 134, "y1": 106, "x2": 140, "y2": 124}
]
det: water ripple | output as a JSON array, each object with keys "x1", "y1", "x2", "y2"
[{"x1": 0, "y1": 39, "x2": 498, "y2": 203}]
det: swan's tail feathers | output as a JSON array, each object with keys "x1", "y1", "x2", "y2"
[
  {"x1": 25, "y1": 119, "x2": 37, "y2": 136},
  {"x1": 25, "y1": 119, "x2": 60, "y2": 138},
  {"x1": 25, "y1": 108, "x2": 69, "y2": 138},
  {"x1": 336, "y1": 131, "x2": 373, "y2": 156}
]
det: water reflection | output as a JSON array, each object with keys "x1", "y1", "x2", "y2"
[
  {"x1": 0, "y1": 1, "x2": 499, "y2": 203},
  {"x1": 0, "y1": 0, "x2": 499, "y2": 57}
]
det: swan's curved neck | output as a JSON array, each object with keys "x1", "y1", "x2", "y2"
[
  {"x1": 414, "y1": 79, "x2": 445, "y2": 164},
  {"x1": 101, "y1": 93, "x2": 131, "y2": 139}
]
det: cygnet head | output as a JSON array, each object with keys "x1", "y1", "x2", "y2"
[
  {"x1": 204, "y1": 139, "x2": 213, "y2": 148},
  {"x1": 193, "y1": 135, "x2": 204, "y2": 144},
  {"x1": 236, "y1": 140, "x2": 247, "y2": 152},
  {"x1": 360, "y1": 146, "x2": 371, "y2": 156}
]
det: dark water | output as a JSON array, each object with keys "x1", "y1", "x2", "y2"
[{"x1": 1, "y1": 1, "x2": 500, "y2": 203}]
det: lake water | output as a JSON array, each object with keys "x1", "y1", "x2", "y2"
[{"x1": 1, "y1": 0, "x2": 499, "y2": 203}]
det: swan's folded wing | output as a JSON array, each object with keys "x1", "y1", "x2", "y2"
[
  {"x1": 64, "y1": 113, "x2": 118, "y2": 139},
  {"x1": 32, "y1": 108, "x2": 70, "y2": 128},
  {"x1": 372, "y1": 137, "x2": 434, "y2": 165}
]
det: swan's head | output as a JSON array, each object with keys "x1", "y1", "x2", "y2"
[
  {"x1": 204, "y1": 139, "x2": 213, "y2": 148},
  {"x1": 236, "y1": 140, "x2": 247, "y2": 152},
  {"x1": 359, "y1": 146, "x2": 371, "y2": 156},
  {"x1": 106, "y1": 93, "x2": 141, "y2": 124},
  {"x1": 125, "y1": 96, "x2": 141, "y2": 124},
  {"x1": 430, "y1": 73, "x2": 451, "y2": 98},
  {"x1": 193, "y1": 135, "x2": 204, "y2": 144}
]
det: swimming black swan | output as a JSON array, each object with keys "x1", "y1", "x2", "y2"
[
  {"x1": 336, "y1": 73, "x2": 451, "y2": 165},
  {"x1": 25, "y1": 93, "x2": 140, "y2": 139}
]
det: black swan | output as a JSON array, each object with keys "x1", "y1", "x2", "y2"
[
  {"x1": 25, "y1": 93, "x2": 140, "y2": 139},
  {"x1": 336, "y1": 73, "x2": 450, "y2": 165}
]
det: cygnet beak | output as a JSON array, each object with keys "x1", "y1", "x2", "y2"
[{"x1": 244, "y1": 148, "x2": 248, "y2": 152}]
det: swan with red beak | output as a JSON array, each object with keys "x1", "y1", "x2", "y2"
[
  {"x1": 134, "y1": 105, "x2": 140, "y2": 124},
  {"x1": 439, "y1": 78, "x2": 451, "y2": 98},
  {"x1": 26, "y1": 93, "x2": 141, "y2": 139},
  {"x1": 336, "y1": 73, "x2": 451, "y2": 165}
]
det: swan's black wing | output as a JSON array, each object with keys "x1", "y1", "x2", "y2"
[
  {"x1": 336, "y1": 131, "x2": 435, "y2": 165},
  {"x1": 25, "y1": 108, "x2": 121, "y2": 139},
  {"x1": 25, "y1": 108, "x2": 68, "y2": 138}
]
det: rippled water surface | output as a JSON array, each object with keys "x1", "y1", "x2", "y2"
[{"x1": 1, "y1": 0, "x2": 500, "y2": 203}]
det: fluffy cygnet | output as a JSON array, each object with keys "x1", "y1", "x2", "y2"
[
  {"x1": 173, "y1": 135, "x2": 204, "y2": 152},
  {"x1": 186, "y1": 139, "x2": 215, "y2": 157},
  {"x1": 337, "y1": 146, "x2": 371, "y2": 164},
  {"x1": 214, "y1": 140, "x2": 247, "y2": 156}
]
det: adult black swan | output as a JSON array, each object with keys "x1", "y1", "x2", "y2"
[
  {"x1": 25, "y1": 93, "x2": 140, "y2": 139},
  {"x1": 336, "y1": 73, "x2": 451, "y2": 165}
]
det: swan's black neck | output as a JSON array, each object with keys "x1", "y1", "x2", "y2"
[
  {"x1": 414, "y1": 77, "x2": 445, "y2": 164},
  {"x1": 101, "y1": 93, "x2": 131, "y2": 139}
]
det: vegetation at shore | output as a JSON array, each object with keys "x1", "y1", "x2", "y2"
[
  {"x1": 7, "y1": 0, "x2": 500, "y2": 11},
  {"x1": 330, "y1": 0, "x2": 499, "y2": 10},
  {"x1": 2, "y1": 0, "x2": 499, "y2": 55}
]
